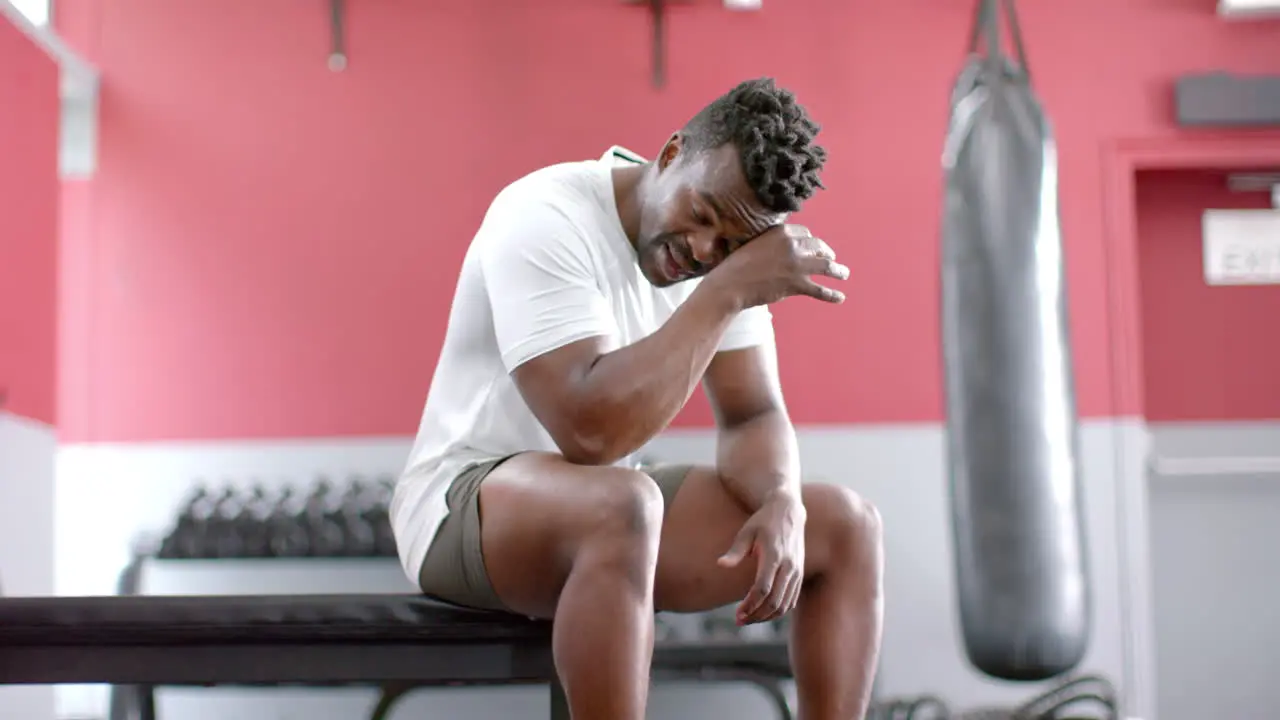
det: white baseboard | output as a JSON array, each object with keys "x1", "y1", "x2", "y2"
[{"x1": 0, "y1": 412, "x2": 57, "y2": 720}]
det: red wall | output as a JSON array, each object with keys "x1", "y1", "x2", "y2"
[
  {"x1": 0, "y1": 15, "x2": 59, "y2": 426},
  {"x1": 1138, "y1": 169, "x2": 1280, "y2": 421},
  {"x1": 53, "y1": 0, "x2": 1280, "y2": 443}
]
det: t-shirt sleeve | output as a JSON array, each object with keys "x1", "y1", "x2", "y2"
[
  {"x1": 717, "y1": 304, "x2": 776, "y2": 353},
  {"x1": 477, "y1": 198, "x2": 620, "y2": 373}
]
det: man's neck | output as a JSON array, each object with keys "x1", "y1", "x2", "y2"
[{"x1": 610, "y1": 164, "x2": 649, "y2": 250}]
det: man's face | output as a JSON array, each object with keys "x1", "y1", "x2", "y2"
[{"x1": 635, "y1": 138, "x2": 785, "y2": 287}]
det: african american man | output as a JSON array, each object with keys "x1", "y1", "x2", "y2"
[{"x1": 390, "y1": 78, "x2": 884, "y2": 720}]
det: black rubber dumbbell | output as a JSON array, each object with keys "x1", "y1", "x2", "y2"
[
  {"x1": 207, "y1": 485, "x2": 246, "y2": 558},
  {"x1": 331, "y1": 478, "x2": 374, "y2": 557},
  {"x1": 304, "y1": 479, "x2": 347, "y2": 558},
  {"x1": 369, "y1": 477, "x2": 397, "y2": 557},
  {"x1": 159, "y1": 486, "x2": 211, "y2": 560},
  {"x1": 268, "y1": 486, "x2": 312, "y2": 558},
  {"x1": 237, "y1": 483, "x2": 273, "y2": 558}
]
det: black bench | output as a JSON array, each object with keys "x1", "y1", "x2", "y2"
[{"x1": 0, "y1": 593, "x2": 796, "y2": 720}]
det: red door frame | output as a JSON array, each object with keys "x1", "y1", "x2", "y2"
[
  {"x1": 1099, "y1": 132, "x2": 1280, "y2": 719},
  {"x1": 1101, "y1": 132, "x2": 1280, "y2": 418}
]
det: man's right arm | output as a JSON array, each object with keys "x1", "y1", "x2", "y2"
[
  {"x1": 483, "y1": 203, "x2": 843, "y2": 466},
  {"x1": 511, "y1": 282, "x2": 742, "y2": 466},
  {"x1": 481, "y1": 200, "x2": 743, "y2": 466}
]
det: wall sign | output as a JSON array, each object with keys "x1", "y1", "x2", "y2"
[{"x1": 1202, "y1": 209, "x2": 1280, "y2": 285}]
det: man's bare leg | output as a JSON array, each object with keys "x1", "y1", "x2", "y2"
[
  {"x1": 477, "y1": 452, "x2": 665, "y2": 720},
  {"x1": 477, "y1": 453, "x2": 883, "y2": 720},
  {"x1": 653, "y1": 468, "x2": 884, "y2": 720}
]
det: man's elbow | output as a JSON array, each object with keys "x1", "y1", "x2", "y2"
[
  {"x1": 555, "y1": 431, "x2": 625, "y2": 466},
  {"x1": 719, "y1": 403, "x2": 791, "y2": 435},
  {"x1": 552, "y1": 410, "x2": 635, "y2": 466}
]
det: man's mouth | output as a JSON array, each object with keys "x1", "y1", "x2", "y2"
[
  {"x1": 661, "y1": 242, "x2": 695, "y2": 281},
  {"x1": 659, "y1": 243, "x2": 685, "y2": 281}
]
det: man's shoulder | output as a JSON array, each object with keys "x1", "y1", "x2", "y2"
[
  {"x1": 491, "y1": 145, "x2": 642, "y2": 215},
  {"x1": 473, "y1": 147, "x2": 638, "y2": 273},
  {"x1": 495, "y1": 158, "x2": 602, "y2": 210},
  {"x1": 481, "y1": 159, "x2": 612, "y2": 245},
  {"x1": 469, "y1": 168, "x2": 600, "y2": 271}
]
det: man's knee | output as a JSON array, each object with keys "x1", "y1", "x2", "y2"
[
  {"x1": 805, "y1": 483, "x2": 883, "y2": 567},
  {"x1": 569, "y1": 468, "x2": 665, "y2": 590},
  {"x1": 584, "y1": 467, "x2": 666, "y2": 545}
]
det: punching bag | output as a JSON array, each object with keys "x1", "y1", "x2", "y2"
[{"x1": 940, "y1": 0, "x2": 1091, "y2": 682}]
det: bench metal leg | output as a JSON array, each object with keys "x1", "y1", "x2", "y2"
[
  {"x1": 742, "y1": 676, "x2": 793, "y2": 720},
  {"x1": 550, "y1": 675, "x2": 570, "y2": 720},
  {"x1": 369, "y1": 683, "x2": 415, "y2": 720},
  {"x1": 138, "y1": 685, "x2": 157, "y2": 720},
  {"x1": 676, "y1": 669, "x2": 794, "y2": 720}
]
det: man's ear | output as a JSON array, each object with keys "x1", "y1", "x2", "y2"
[{"x1": 657, "y1": 133, "x2": 682, "y2": 172}]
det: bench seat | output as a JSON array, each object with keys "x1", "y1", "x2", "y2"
[
  {"x1": 0, "y1": 593, "x2": 550, "y2": 647},
  {"x1": 0, "y1": 594, "x2": 794, "y2": 719}
]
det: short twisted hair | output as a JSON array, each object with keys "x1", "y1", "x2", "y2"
[{"x1": 680, "y1": 77, "x2": 828, "y2": 214}]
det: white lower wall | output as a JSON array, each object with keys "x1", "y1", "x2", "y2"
[
  {"x1": 1145, "y1": 421, "x2": 1280, "y2": 720},
  {"x1": 53, "y1": 419, "x2": 1155, "y2": 720},
  {"x1": 0, "y1": 411, "x2": 57, "y2": 720}
]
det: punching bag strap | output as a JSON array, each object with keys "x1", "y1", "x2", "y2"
[{"x1": 966, "y1": 0, "x2": 1031, "y2": 80}]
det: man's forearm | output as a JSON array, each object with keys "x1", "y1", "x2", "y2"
[
  {"x1": 716, "y1": 407, "x2": 802, "y2": 512},
  {"x1": 567, "y1": 280, "x2": 741, "y2": 464}
]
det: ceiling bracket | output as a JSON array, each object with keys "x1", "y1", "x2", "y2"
[
  {"x1": 649, "y1": 0, "x2": 666, "y2": 89},
  {"x1": 328, "y1": 0, "x2": 347, "y2": 71},
  {"x1": 625, "y1": 0, "x2": 690, "y2": 89}
]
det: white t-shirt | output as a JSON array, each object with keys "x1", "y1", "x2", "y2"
[{"x1": 389, "y1": 146, "x2": 776, "y2": 583}]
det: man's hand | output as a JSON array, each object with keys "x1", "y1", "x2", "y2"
[
  {"x1": 705, "y1": 224, "x2": 848, "y2": 309},
  {"x1": 717, "y1": 491, "x2": 808, "y2": 625}
]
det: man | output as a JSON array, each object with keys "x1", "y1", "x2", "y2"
[{"x1": 391, "y1": 77, "x2": 883, "y2": 719}]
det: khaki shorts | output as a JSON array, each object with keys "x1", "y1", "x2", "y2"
[{"x1": 416, "y1": 455, "x2": 692, "y2": 612}]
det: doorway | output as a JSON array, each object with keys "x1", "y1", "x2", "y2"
[{"x1": 1135, "y1": 165, "x2": 1280, "y2": 720}]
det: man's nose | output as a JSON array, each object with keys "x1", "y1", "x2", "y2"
[{"x1": 688, "y1": 231, "x2": 721, "y2": 266}]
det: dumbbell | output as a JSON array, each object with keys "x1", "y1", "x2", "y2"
[
  {"x1": 333, "y1": 477, "x2": 377, "y2": 557},
  {"x1": 303, "y1": 479, "x2": 348, "y2": 558},
  {"x1": 366, "y1": 476, "x2": 397, "y2": 557},
  {"x1": 206, "y1": 484, "x2": 247, "y2": 558},
  {"x1": 158, "y1": 486, "x2": 213, "y2": 559},
  {"x1": 268, "y1": 486, "x2": 312, "y2": 558},
  {"x1": 235, "y1": 483, "x2": 274, "y2": 558}
]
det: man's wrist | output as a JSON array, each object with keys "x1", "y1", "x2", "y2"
[
  {"x1": 696, "y1": 273, "x2": 745, "y2": 316},
  {"x1": 761, "y1": 485, "x2": 803, "y2": 509}
]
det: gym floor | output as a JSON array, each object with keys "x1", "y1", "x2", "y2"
[{"x1": 2, "y1": 1, "x2": 1280, "y2": 719}]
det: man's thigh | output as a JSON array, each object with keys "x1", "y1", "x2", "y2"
[
  {"x1": 438, "y1": 453, "x2": 761, "y2": 617},
  {"x1": 473, "y1": 451, "x2": 669, "y2": 618},
  {"x1": 655, "y1": 471, "x2": 880, "y2": 616},
  {"x1": 651, "y1": 466, "x2": 758, "y2": 613}
]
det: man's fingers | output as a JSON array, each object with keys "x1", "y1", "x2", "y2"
[
  {"x1": 808, "y1": 241, "x2": 836, "y2": 262},
  {"x1": 800, "y1": 256, "x2": 849, "y2": 280},
  {"x1": 768, "y1": 568, "x2": 798, "y2": 620},
  {"x1": 794, "y1": 234, "x2": 835, "y2": 261},
  {"x1": 776, "y1": 563, "x2": 803, "y2": 621},
  {"x1": 782, "y1": 568, "x2": 804, "y2": 616},
  {"x1": 737, "y1": 552, "x2": 780, "y2": 623},
  {"x1": 790, "y1": 255, "x2": 848, "y2": 304},
  {"x1": 718, "y1": 528, "x2": 755, "y2": 568},
  {"x1": 797, "y1": 278, "x2": 846, "y2": 304},
  {"x1": 746, "y1": 562, "x2": 794, "y2": 624}
]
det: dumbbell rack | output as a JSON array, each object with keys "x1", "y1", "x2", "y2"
[{"x1": 154, "y1": 477, "x2": 400, "y2": 561}]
